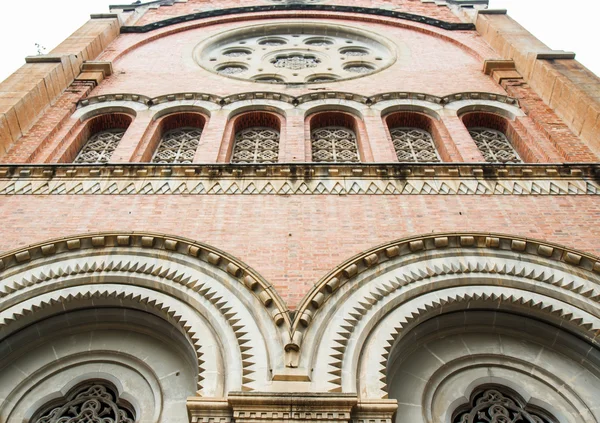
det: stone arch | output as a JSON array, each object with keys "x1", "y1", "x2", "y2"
[
  {"x1": 296, "y1": 233, "x2": 600, "y2": 409},
  {"x1": 0, "y1": 232, "x2": 290, "y2": 419}
]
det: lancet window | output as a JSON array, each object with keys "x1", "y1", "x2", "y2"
[
  {"x1": 452, "y1": 386, "x2": 556, "y2": 423},
  {"x1": 469, "y1": 127, "x2": 522, "y2": 163},
  {"x1": 311, "y1": 126, "x2": 360, "y2": 163},
  {"x1": 390, "y1": 127, "x2": 440, "y2": 162},
  {"x1": 231, "y1": 127, "x2": 280, "y2": 163},
  {"x1": 74, "y1": 129, "x2": 124, "y2": 164},
  {"x1": 152, "y1": 127, "x2": 203, "y2": 164},
  {"x1": 32, "y1": 382, "x2": 136, "y2": 423}
]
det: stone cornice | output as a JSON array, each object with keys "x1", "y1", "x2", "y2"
[
  {"x1": 0, "y1": 163, "x2": 598, "y2": 196},
  {"x1": 76, "y1": 91, "x2": 518, "y2": 109},
  {"x1": 117, "y1": 5, "x2": 475, "y2": 34}
]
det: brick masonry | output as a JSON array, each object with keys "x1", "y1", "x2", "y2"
[{"x1": 0, "y1": 0, "x2": 599, "y2": 310}]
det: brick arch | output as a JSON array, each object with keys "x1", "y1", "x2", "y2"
[
  {"x1": 49, "y1": 113, "x2": 134, "y2": 164},
  {"x1": 135, "y1": 111, "x2": 208, "y2": 162},
  {"x1": 306, "y1": 110, "x2": 372, "y2": 162},
  {"x1": 219, "y1": 110, "x2": 285, "y2": 163}
]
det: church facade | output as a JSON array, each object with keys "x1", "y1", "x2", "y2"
[{"x1": 1, "y1": 1, "x2": 600, "y2": 422}]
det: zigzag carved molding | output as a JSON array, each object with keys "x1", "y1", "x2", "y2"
[
  {"x1": 375, "y1": 292, "x2": 600, "y2": 398},
  {"x1": 324, "y1": 257, "x2": 600, "y2": 391},
  {"x1": 292, "y1": 233, "x2": 600, "y2": 350},
  {"x1": 0, "y1": 288, "x2": 210, "y2": 394}
]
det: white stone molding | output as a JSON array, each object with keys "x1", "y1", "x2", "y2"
[
  {"x1": 297, "y1": 234, "x2": 600, "y2": 396},
  {"x1": 0, "y1": 233, "x2": 289, "y2": 395},
  {"x1": 73, "y1": 101, "x2": 147, "y2": 121},
  {"x1": 0, "y1": 164, "x2": 598, "y2": 196}
]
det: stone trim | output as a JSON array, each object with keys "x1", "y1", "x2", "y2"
[
  {"x1": 0, "y1": 232, "x2": 289, "y2": 327},
  {"x1": 118, "y1": 5, "x2": 475, "y2": 34},
  {"x1": 76, "y1": 91, "x2": 518, "y2": 109},
  {"x1": 293, "y1": 233, "x2": 600, "y2": 351},
  {"x1": 187, "y1": 393, "x2": 397, "y2": 423},
  {"x1": 0, "y1": 164, "x2": 597, "y2": 196}
]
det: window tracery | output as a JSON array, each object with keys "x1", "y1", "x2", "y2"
[
  {"x1": 74, "y1": 129, "x2": 125, "y2": 164},
  {"x1": 390, "y1": 127, "x2": 440, "y2": 162},
  {"x1": 453, "y1": 387, "x2": 556, "y2": 423},
  {"x1": 152, "y1": 127, "x2": 202, "y2": 164},
  {"x1": 195, "y1": 23, "x2": 394, "y2": 84},
  {"x1": 33, "y1": 382, "x2": 135, "y2": 423},
  {"x1": 469, "y1": 127, "x2": 522, "y2": 163},
  {"x1": 311, "y1": 127, "x2": 360, "y2": 163},
  {"x1": 231, "y1": 127, "x2": 280, "y2": 164}
]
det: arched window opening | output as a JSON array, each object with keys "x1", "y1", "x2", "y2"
[
  {"x1": 231, "y1": 112, "x2": 281, "y2": 164},
  {"x1": 452, "y1": 386, "x2": 557, "y2": 423},
  {"x1": 152, "y1": 113, "x2": 206, "y2": 164},
  {"x1": 462, "y1": 112, "x2": 522, "y2": 163},
  {"x1": 32, "y1": 381, "x2": 136, "y2": 423},
  {"x1": 73, "y1": 114, "x2": 132, "y2": 164},
  {"x1": 385, "y1": 112, "x2": 440, "y2": 162},
  {"x1": 310, "y1": 112, "x2": 360, "y2": 163}
]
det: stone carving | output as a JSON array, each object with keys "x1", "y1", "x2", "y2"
[
  {"x1": 272, "y1": 55, "x2": 321, "y2": 70},
  {"x1": 232, "y1": 127, "x2": 280, "y2": 163},
  {"x1": 34, "y1": 383, "x2": 135, "y2": 423},
  {"x1": 195, "y1": 23, "x2": 393, "y2": 84},
  {"x1": 453, "y1": 387, "x2": 556, "y2": 423},
  {"x1": 74, "y1": 129, "x2": 124, "y2": 164},
  {"x1": 390, "y1": 127, "x2": 440, "y2": 162},
  {"x1": 469, "y1": 127, "x2": 522, "y2": 163},
  {"x1": 153, "y1": 127, "x2": 202, "y2": 164},
  {"x1": 312, "y1": 127, "x2": 360, "y2": 162}
]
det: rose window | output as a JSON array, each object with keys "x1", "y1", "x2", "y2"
[
  {"x1": 195, "y1": 23, "x2": 395, "y2": 84},
  {"x1": 469, "y1": 127, "x2": 522, "y2": 163}
]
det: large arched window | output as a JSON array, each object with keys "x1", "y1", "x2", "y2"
[
  {"x1": 385, "y1": 112, "x2": 441, "y2": 162},
  {"x1": 230, "y1": 112, "x2": 281, "y2": 163},
  {"x1": 452, "y1": 386, "x2": 557, "y2": 423},
  {"x1": 73, "y1": 114, "x2": 132, "y2": 164},
  {"x1": 151, "y1": 113, "x2": 206, "y2": 164},
  {"x1": 310, "y1": 112, "x2": 360, "y2": 163},
  {"x1": 462, "y1": 112, "x2": 522, "y2": 163},
  {"x1": 32, "y1": 381, "x2": 136, "y2": 423}
]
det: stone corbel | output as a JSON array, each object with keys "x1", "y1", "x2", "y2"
[
  {"x1": 75, "y1": 61, "x2": 114, "y2": 86},
  {"x1": 483, "y1": 59, "x2": 523, "y2": 84}
]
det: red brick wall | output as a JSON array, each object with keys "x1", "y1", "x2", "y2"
[{"x1": 0, "y1": 194, "x2": 598, "y2": 309}]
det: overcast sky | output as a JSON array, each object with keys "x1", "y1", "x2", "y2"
[{"x1": 0, "y1": 0, "x2": 598, "y2": 83}]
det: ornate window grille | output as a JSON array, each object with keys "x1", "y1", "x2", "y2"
[
  {"x1": 33, "y1": 382, "x2": 136, "y2": 423},
  {"x1": 453, "y1": 386, "x2": 557, "y2": 423},
  {"x1": 390, "y1": 127, "x2": 440, "y2": 162},
  {"x1": 74, "y1": 129, "x2": 125, "y2": 164},
  {"x1": 152, "y1": 127, "x2": 203, "y2": 164},
  {"x1": 231, "y1": 127, "x2": 280, "y2": 163},
  {"x1": 311, "y1": 126, "x2": 360, "y2": 163},
  {"x1": 469, "y1": 127, "x2": 522, "y2": 163}
]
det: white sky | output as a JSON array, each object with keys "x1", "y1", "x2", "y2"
[{"x1": 0, "y1": 0, "x2": 598, "y2": 83}]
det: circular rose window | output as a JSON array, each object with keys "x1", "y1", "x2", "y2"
[{"x1": 194, "y1": 22, "x2": 396, "y2": 84}]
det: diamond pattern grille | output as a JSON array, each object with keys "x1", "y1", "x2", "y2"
[
  {"x1": 74, "y1": 129, "x2": 125, "y2": 164},
  {"x1": 152, "y1": 127, "x2": 202, "y2": 164},
  {"x1": 311, "y1": 126, "x2": 360, "y2": 163},
  {"x1": 469, "y1": 127, "x2": 522, "y2": 163},
  {"x1": 390, "y1": 127, "x2": 440, "y2": 162},
  {"x1": 232, "y1": 127, "x2": 280, "y2": 163}
]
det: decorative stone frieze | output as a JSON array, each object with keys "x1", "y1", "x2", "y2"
[
  {"x1": 76, "y1": 91, "x2": 518, "y2": 109},
  {"x1": 0, "y1": 163, "x2": 597, "y2": 196}
]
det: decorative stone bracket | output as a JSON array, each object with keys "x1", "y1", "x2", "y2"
[{"x1": 187, "y1": 393, "x2": 397, "y2": 423}]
